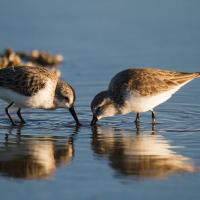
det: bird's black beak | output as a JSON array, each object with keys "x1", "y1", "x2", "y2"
[
  {"x1": 69, "y1": 106, "x2": 81, "y2": 126},
  {"x1": 90, "y1": 115, "x2": 98, "y2": 126}
]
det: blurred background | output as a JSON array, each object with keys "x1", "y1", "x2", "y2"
[{"x1": 1, "y1": 0, "x2": 200, "y2": 68}]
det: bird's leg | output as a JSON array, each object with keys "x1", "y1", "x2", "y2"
[
  {"x1": 17, "y1": 108, "x2": 25, "y2": 124},
  {"x1": 152, "y1": 110, "x2": 156, "y2": 124},
  {"x1": 135, "y1": 112, "x2": 140, "y2": 123},
  {"x1": 151, "y1": 123, "x2": 156, "y2": 135},
  {"x1": 5, "y1": 102, "x2": 16, "y2": 126},
  {"x1": 135, "y1": 121, "x2": 141, "y2": 134}
]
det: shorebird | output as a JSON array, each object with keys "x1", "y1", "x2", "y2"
[
  {"x1": 91, "y1": 68, "x2": 200, "y2": 125},
  {"x1": 0, "y1": 65, "x2": 81, "y2": 126}
]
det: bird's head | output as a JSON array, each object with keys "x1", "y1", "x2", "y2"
[
  {"x1": 90, "y1": 91, "x2": 118, "y2": 125},
  {"x1": 55, "y1": 80, "x2": 81, "y2": 126}
]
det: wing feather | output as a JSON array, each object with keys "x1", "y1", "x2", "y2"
[
  {"x1": 108, "y1": 68, "x2": 197, "y2": 99},
  {"x1": 0, "y1": 66, "x2": 58, "y2": 96}
]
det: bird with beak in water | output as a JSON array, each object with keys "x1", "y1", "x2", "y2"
[
  {"x1": 0, "y1": 65, "x2": 81, "y2": 126},
  {"x1": 91, "y1": 68, "x2": 200, "y2": 125}
]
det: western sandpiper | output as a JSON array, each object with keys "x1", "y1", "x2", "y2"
[
  {"x1": 91, "y1": 68, "x2": 200, "y2": 125},
  {"x1": 0, "y1": 65, "x2": 80, "y2": 126}
]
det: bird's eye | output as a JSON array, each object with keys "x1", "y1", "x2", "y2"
[{"x1": 97, "y1": 106, "x2": 101, "y2": 111}]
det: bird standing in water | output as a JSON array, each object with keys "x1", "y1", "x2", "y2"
[
  {"x1": 0, "y1": 65, "x2": 80, "y2": 126},
  {"x1": 91, "y1": 68, "x2": 200, "y2": 125}
]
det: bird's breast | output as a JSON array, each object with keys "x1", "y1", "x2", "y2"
[{"x1": 26, "y1": 79, "x2": 56, "y2": 109}]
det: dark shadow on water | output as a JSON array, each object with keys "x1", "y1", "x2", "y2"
[
  {"x1": 91, "y1": 125, "x2": 198, "y2": 180},
  {"x1": 0, "y1": 125, "x2": 79, "y2": 180}
]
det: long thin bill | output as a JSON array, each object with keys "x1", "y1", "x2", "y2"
[
  {"x1": 90, "y1": 116, "x2": 98, "y2": 126},
  {"x1": 69, "y1": 106, "x2": 81, "y2": 126}
]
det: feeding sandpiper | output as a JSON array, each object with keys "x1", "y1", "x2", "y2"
[
  {"x1": 0, "y1": 65, "x2": 81, "y2": 126},
  {"x1": 91, "y1": 68, "x2": 200, "y2": 125}
]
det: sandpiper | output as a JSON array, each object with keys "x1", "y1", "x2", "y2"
[
  {"x1": 91, "y1": 68, "x2": 200, "y2": 125},
  {"x1": 0, "y1": 65, "x2": 81, "y2": 126}
]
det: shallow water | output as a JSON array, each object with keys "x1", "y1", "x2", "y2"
[{"x1": 0, "y1": 0, "x2": 200, "y2": 199}]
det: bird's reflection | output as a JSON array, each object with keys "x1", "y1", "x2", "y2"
[
  {"x1": 91, "y1": 126, "x2": 197, "y2": 179},
  {"x1": 0, "y1": 125, "x2": 78, "y2": 180}
]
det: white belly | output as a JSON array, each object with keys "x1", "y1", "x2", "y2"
[
  {"x1": 125, "y1": 91, "x2": 174, "y2": 113},
  {"x1": 0, "y1": 79, "x2": 56, "y2": 109},
  {"x1": 122, "y1": 81, "x2": 190, "y2": 113}
]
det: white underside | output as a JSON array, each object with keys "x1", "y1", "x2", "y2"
[
  {"x1": 122, "y1": 81, "x2": 191, "y2": 113},
  {"x1": 0, "y1": 79, "x2": 56, "y2": 109}
]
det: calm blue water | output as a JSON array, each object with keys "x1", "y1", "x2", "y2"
[{"x1": 0, "y1": 0, "x2": 200, "y2": 199}]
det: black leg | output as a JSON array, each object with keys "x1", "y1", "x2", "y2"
[
  {"x1": 135, "y1": 112, "x2": 140, "y2": 123},
  {"x1": 5, "y1": 102, "x2": 16, "y2": 125},
  {"x1": 17, "y1": 108, "x2": 25, "y2": 124},
  {"x1": 151, "y1": 123, "x2": 156, "y2": 134},
  {"x1": 135, "y1": 121, "x2": 140, "y2": 133},
  {"x1": 152, "y1": 110, "x2": 156, "y2": 124}
]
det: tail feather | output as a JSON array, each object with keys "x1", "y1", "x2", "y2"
[{"x1": 195, "y1": 72, "x2": 200, "y2": 78}]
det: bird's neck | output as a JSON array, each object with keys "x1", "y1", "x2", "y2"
[
  {"x1": 52, "y1": 97, "x2": 63, "y2": 108},
  {"x1": 110, "y1": 100, "x2": 123, "y2": 115},
  {"x1": 108, "y1": 93, "x2": 123, "y2": 115}
]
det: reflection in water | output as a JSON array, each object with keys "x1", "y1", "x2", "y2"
[
  {"x1": 0, "y1": 126, "x2": 78, "y2": 180},
  {"x1": 91, "y1": 126, "x2": 197, "y2": 179}
]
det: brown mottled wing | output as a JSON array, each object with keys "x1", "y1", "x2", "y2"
[
  {"x1": 108, "y1": 68, "x2": 198, "y2": 100},
  {"x1": 0, "y1": 66, "x2": 55, "y2": 96}
]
